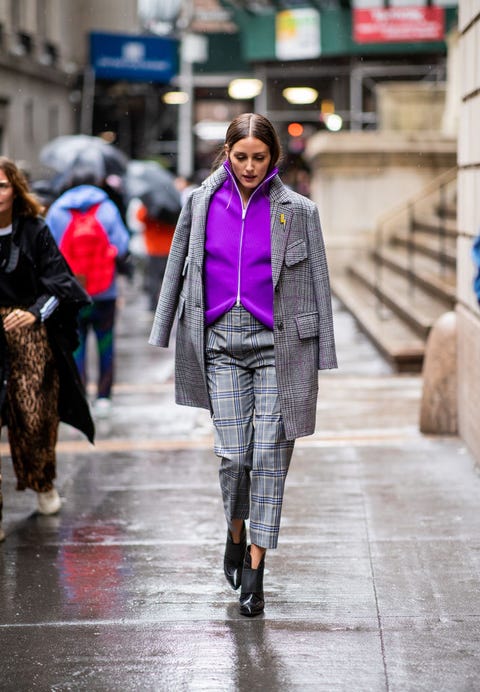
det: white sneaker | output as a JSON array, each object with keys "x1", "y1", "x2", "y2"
[
  {"x1": 94, "y1": 397, "x2": 112, "y2": 418},
  {"x1": 0, "y1": 526, "x2": 5, "y2": 542},
  {"x1": 37, "y1": 488, "x2": 62, "y2": 516}
]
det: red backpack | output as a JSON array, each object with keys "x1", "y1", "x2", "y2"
[{"x1": 60, "y1": 202, "x2": 118, "y2": 296}]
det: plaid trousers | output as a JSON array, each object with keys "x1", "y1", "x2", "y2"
[{"x1": 205, "y1": 305, "x2": 295, "y2": 549}]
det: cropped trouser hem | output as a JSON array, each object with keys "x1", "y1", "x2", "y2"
[{"x1": 206, "y1": 305, "x2": 294, "y2": 550}]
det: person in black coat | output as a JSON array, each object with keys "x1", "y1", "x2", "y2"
[{"x1": 0, "y1": 156, "x2": 94, "y2": 541}]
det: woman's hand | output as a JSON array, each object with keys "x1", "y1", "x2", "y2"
[{"x1": 3, "y1": 309, "x2": 36, "y2": 332}]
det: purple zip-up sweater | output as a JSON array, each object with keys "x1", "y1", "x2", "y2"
[{"x1": 204, "y1": 162, "x2": 278, "y2": 330}]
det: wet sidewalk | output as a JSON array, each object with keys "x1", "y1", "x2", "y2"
[{"x1": 1, "y1": 281, "x2": 480, "y2": 691}]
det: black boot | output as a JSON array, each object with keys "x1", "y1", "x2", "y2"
[
  {"x1": 239, "y1": 546, "x2": 265, "y2": 617},
  {"x1": 224, "y1": 523, "x2": 246, "y2": 590}
]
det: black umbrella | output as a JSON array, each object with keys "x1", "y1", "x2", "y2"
[
  {"x1": 123, "y1": 160, "x2": 181, "y2": 223},
  {"x1": 30, "y1": 179, "x2": 58, "y2": 209},
  {"x1": 39, "y1": 135, "x2": 128, "y2": 177}
]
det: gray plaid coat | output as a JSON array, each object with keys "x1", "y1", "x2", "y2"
[{"x1": 149, "y1": 166, "x2": 337, "y2": 440}]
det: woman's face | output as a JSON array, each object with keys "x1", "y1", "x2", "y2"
[
  {"x1": 0, "y1": 169, "x2": 14, "y2": 226},
  {"x1": 227, "y1": 136, "x2": 272, "y2": 199}
]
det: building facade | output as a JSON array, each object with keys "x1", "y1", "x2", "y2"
[
  {"x1": 0, "y1": 1, "x2": 461, "y2": 177},
  {"x1": 457, "y1": 1, "x2": 480, "y2": 461},
  {"x1": 0, "y1": 0, "x2": 138, "y2": 176}
]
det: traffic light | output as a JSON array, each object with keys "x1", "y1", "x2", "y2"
[{"x1": 288, "y1": 122, "x2": 304, "y2": 137}]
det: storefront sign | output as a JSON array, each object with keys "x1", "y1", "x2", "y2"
[
  {"x1": 90, "y1": 32, "x2": 178, "y2": 82},
  {"x1": 276, "y1": 8, "x2": 321, "y2": 61},
  {"x1": 353, "y1": 7, "x2": 445, "y2": 44}
]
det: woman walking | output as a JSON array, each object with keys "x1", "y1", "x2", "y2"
[
  {"x1": 149, "y1": 113, "x2": 337, "y2": 616},
  {"x1": 0, "y1": 157, "x2": 94, "y2": 541}
]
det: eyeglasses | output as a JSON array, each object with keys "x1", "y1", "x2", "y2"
[{"x1": 0, "y1": 182, "x2": 12, "y2": 192}]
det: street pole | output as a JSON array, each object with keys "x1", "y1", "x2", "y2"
[
  {"x1": 177, "y1": 40, "x2": 194, "y2": 178},
  {"x1": 176, "y1": 9, "x2": 208, "y2": 178},
  {"x1": 80, "y1": 66, "x2": 95, "y2": 135}
]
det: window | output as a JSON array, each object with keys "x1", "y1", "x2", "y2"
[
  {"x1": 43, "y1": 40, "x2": 58, "y2": 65},
  {"x1": 18, "y1": 31, "x2": 33, "y2": 54}
]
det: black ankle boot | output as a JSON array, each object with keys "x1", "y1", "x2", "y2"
[
  {"x1": 239, "y1": 546, "x2": 265, "y2": 617},
  {"x1": 224, "y1": 523, "x2": 246, "y2": 590}
]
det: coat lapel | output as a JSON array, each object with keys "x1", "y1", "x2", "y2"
[
  {"x1": 270, "y1": 177, "x2": 292, "y2": 287},
  {"x1": 189, "y1": 167, "x2": 228, "y2": 271}
]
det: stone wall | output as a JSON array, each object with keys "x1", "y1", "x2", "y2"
[
  {"x1": 0, "y1": 0, "x2": 139, "y2": 173},
  {"x1": 304, "y1": 130, "x2": 456, "y2": 267},
  {"x1": 457, "y1": 2, "x2": 480, "y2": 462},
  {"x1": 376, "y1": 82, "x2": 447, "y2": 132}
]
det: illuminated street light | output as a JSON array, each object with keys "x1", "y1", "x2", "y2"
[
  {"x1": 282, "y1": 87, "x2": 318, "y2": 105},
  {"x1": 194, "y1": 120, "x2": 229, "y2": 141},
  {"x1": 163, "y1": 91, "x2": 189, "y2": 104},
  {"x1": 228, "y1": 79, "x2": 263, "y2": 100},
  {"x1": 325, "y1": 113, "x2": 343, "y2": 131}
]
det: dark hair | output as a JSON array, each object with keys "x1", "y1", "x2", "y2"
[
  {"x1": 212, "y1": 113, "x2": 282, "y2": 172},
  {"x1": 0, "y1": 156, "x2": 43, "y2": 217},
  {"x1": 66, "y1": 165, "x2": 102, "y2": 190}
]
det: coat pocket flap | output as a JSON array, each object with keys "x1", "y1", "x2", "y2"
[
  {"x1": 295, "y1": 312, "x2": 319, "y2": 339},
  {"x1": 285, "y1": 239, "x2": 308, "y2": 267}
]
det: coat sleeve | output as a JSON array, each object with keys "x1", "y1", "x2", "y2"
[
  {"x1": 306, "y1": 203, "x2": 338, "y2": 370},
  {"x1": 148, "y1": 193, "x2": 194, "y2": 347}
]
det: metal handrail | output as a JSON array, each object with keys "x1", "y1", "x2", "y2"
[
  {"x1": 374, "y1": 167, "x2": 457, "y2": 318},
  {"x1": 407, "y1": 202, "x2": 415, "y2": 300},
  {"x1": 375, "y1": 166, "x2": 457, "y2": 233}
]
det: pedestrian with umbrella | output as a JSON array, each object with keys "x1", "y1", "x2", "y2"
[
  {"x1": 124, "y1": 160, "x2": 181, "y2": 312},
  {"x1": 40, "y1": 134, "x2": 128, "y2": 178},
  {"x1": 39, "y1": 134, "x2": 130, "y2": 220}
]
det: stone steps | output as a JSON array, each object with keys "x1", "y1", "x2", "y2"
[
  {"x1": 412, "y1": 214, "x2": 458, "y2": 238},
  {"x1": 372, "y1": 245, "x2": 456, "y2": 304},
  {"x1": 333, "y1": 216, "x2": 457, "y2": 372},
  {"x1": 332, "y1": 171, "x2": 457, "y2": 373},
  {"x1": 391, "y1": 231, "x2": 456, "y2": 267},
  {"x1": 332, "y1": 273, "x2": 425, "y2": 372},
  {"x1": 348, "y1": 258, "x2": 451, "y2": 339}
]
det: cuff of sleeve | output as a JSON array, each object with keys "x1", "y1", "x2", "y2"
[{"x1": 28, "y1": 307, "x2": 41, "y2": 322}]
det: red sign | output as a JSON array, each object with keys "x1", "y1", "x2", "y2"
[{"x1": 353, "y1": 7, "x2": 445, "y2": 44}]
